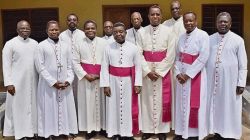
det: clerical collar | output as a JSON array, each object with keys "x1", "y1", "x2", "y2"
[
  {"x1": 105, "y1": 34, "x2": 112, "y2": 38},
  {"x1": 186, "y1": 27, "x2": 197, "y2": 35},
  {"x1": 133, "y1": 26, "x2": 141, "y2": 31},
  {"x1": 173, "y1": 16, "x2": 181, "y2": 21},
  {"x1": 218, "y1": 30, "x2": 230, "y2": 36},
  {"x1": 86, "y1": 36, "x2": 95, "y2": 42},
  {"x1": 117, "y1": 41, "x2": 125, "y2": 46},
  {"x1": 49, "y1": 37, "x2": 59, "y2": 43},
  {"x1": 17, "y1": 35, "x2": 29, "y2": 41},
  {"x1": 151, "y1": 25, "x2": 159, "y2": 31},
  {"x1": 69, "y1": 28, "x2": 76, "y2": 33}
]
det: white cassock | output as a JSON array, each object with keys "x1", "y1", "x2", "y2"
[
  {"x1": 2, "y1": 36, "x2": 38, "y2": 139},
  {"x1": 163, "y1": 16, "x2": 186, "y2": 130},
  {"x1": 125, "y1": 27, "x2": 144, "y2": 45},
  {"x1": 102, "y1": 35, "x2": 115, "y2": 44},
  {"x1": 59, "y1": 29, "x2": 85, "y2": 105},
  {"x1": 100, "y1": 41, "x2": 142, "y2": 137},
  {"x1": 174, "y1": 28, "x2": 209, "y2": 140},
  {"x1": 35, "y1": 38, "x2": 78, "y2": 138},
  {"x1": 59, "y1": 29, "x2": 85, "y2": 51},
  {"x1": 138, "y1": 24, "x2": 175, "y2": 133},
  {"x1": 72, "y1": 37, "x2": 108, "y2": 132},
  {"x1": 163, "y1": 16, "x2": 186, "y2": 40},
  {"x1": 207, "y1": 31, "x2": 247, "y2": 139}
]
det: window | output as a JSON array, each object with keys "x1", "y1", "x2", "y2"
[
  {"x1": 1, "y1": 8, "x2": 59, "y2": 43},
  {"x1": 202, "y1": 4, "x2": 243, "y2": 37}
]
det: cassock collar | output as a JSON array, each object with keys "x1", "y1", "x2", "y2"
[
  {"x1": 17, "y1": 35, "x2": 29, "y2": 42},
  {"x1": 150, "y1": 24, "x2": 160, "y2": 31},
  {"x1": 47, "y1": 37, "x2": 59, "y2": 45},
  {"x1": 218, "y1": 30, "x2": 231, "y2": 38},
  {"x1": 186, "y1": 27, "x2": 198, "y2": 36},
  {"x1": 67, "y1": 28, "x2": 78, "y2": 35},
  {"x1": 85, "y1": 36, "x2": 96, "y2": 44},
  {"x1": 116, "y1": 41, "x2": 126, "y2": 47},
  {"x1": 133, "y1": 26, "x2": 142, "y2": 32},
  {"x1": 104, "y1": 35, "x2": 113, "y2": 39},
  {"x1": 171, "y1": 16, "x2": 183, "y2": 23}
]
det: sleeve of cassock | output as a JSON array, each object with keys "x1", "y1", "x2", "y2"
[
  {"x1": 155, "y1": 28, "x2": 176, "y2": 77},
  {"x1": 2, "y1": 41, "x2": 14, "y2": 86},
  {"x1": 185, "y1": 32, "x2": 210, "y2": 78},
  {"x1": 35, "y1": 45, "x2": 57, "y2": 87},
  {"x1": 133, "y1": 47, "x2": 142, "y2": 86},
  {"x1": 100, "y1": 46, "x2": 110, "y2": 87},
  {"x1": 174, "y1": 40, "x2": 182, "y2": 77},
  {"x1": 237, "y1": 37, "x2": 248, "y2": 87},
  {"x1": 137, "y1": 30, "x2": 151, "y2": 77},
  {"x1": 65, "y1": 47, "x2": 74, "y2": 84},
  {"x1": 72, "y1": 42, "x2": 87, "y2": 80}
]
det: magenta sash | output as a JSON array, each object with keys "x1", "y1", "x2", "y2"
[
  {"x1": 81, "y1": 63, "x2": 101, "y2": 75},
  {"x1": 180, "y1": 52, "x2": 201, "y2": 128},
  {"x1": 143, "y1": 50, "x2": 167, "y2": 62},
  {"x1": 109, "y1": 65, "x2": 139, "y2": 134},
  {"x1": 143, "y1": 50, "x2": 171, "y2": 122}
]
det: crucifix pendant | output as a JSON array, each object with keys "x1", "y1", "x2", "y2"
[{"x1": 58, "y1": 63, "x2": 63, "y2": 72}]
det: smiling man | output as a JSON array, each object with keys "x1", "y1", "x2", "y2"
[
  {"x1": 100, "y1": 22, "x2": 142, "y2": 140},
  {"x1": 72, "y1": 20, "x2": 108, "y2": 139},
  {"x1": 163, "y1": 0, "x2": 185, "y2": 39},
  {"x1": 3, "y1": 20, "x2": 38, "y2": 140},
  {"x1": 174, "y1": 12, "x2": 209, "y2": 140},
  {"x1": 206, "y1": 12, "x2": 248, "y2": 140},
  {"x1": 137, "y1": 5, "x2": 175, "y2": 140}
]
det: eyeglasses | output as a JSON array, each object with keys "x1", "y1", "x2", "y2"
[
  {"x1": 104, "y1": 26, "x2": 113, "y2": 28},
  {"x1": 171, "y1": 7, "x2": 180, "y2": 11}
]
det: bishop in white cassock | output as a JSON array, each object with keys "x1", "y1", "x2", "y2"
[
  {"x1": 3, "y1": 20, "x2": 38, "y2": 140},
  {"x1": 207, "y1": 12, "x2": 248, "y2": 140},
  {"x1": 174, "y1": 12, "x2": 209, "y2": 140},
  {"x1": 100, "y1": 22, "x2": 142, "y2": 139},
  {"x1": 72, "y1": 20, "x2": 108, "y2": 138},
  {"x1": 126, "y1": 12, "x2": 144, "y2": 46},
  {"x1": 137, "y1": 5, "x2": 175, "y2": 140},
  {"x1": 162, "y1": 0, "x2": 186, "y2": 131},
  {"x1": 35, "y1": 21, "x2": 78, "y2": 138}
]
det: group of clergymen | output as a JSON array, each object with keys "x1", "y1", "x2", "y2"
[{"x1": 2, "y1": 1, "x2": 247, "y2": 140}]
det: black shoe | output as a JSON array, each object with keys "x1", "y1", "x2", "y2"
[
  {"x1": 112, "y1": 135, "x2": 121, "y2": 140},
  {"x1": 86, "y1": 131, "x2": 97, "y2": 139},
  {"x1": 45, "y1": 136, "x2": 54, "y2": 140},
  {"x1": 188, "y1": 137, "x2": 198, "y2": 140},
  {"x1": 121, "y1": 137, "x2": 135, "y2": 140},
  {"x1": 158, "y1": 133, "x2": 166, "y2": 140},
  {"x1": 174, "y1": 135, "x2": 184, "y2": 140},
  {"x1": 141, "y1": 133, "x2": 152, "y2": 140},
  {"x1": 99, "y1": 129, "x2": 108, "y2": 138}
]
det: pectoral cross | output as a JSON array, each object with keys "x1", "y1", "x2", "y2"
[{"x1": 58, "y1": 63, "x2": 63, "y2": 72}]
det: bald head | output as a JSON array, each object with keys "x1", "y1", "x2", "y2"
[
  {"x1": 170, "y1": 0, "x2": 181, "y2": 20},
  {"x1": 131, "y1": 12, "x2": 143, "y2": 29},
  {"x1": 17, "y1": 20, "x2": 31, "y2": 39},
  {"x1": 103, "y1": 21, "x2": 113, "y2": 36}
]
